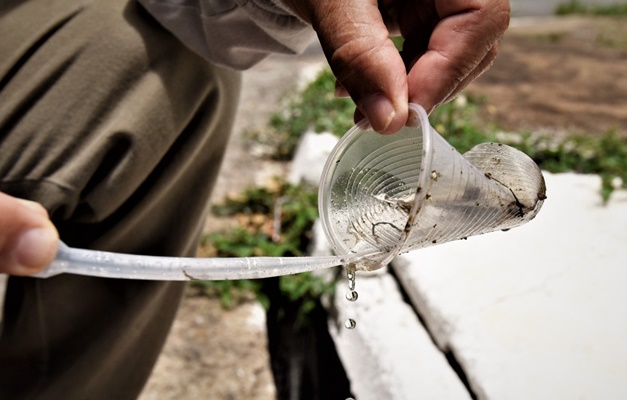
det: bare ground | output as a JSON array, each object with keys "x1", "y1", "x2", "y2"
[
  {"x1": 140, "y1": 16, "x2": 627, "y2": 400},
  {"x1": 469, "y1": 16, "x2": 627, "y2": 137}
]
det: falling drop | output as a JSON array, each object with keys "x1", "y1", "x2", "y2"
[
  {"x1": 344, "y1": 265, "x2": 358, "y2": 330},
  {"x1": 346, "y1": 265, "x2": 356, "y2": 292}
]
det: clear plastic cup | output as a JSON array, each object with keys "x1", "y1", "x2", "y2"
[{"x1": 319, "y1": 103, "x2": 546, "y2": 271}]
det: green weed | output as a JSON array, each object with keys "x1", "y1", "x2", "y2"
[
  {"x1": 196, "y1": 180, "x2": 337, "y2": 327},
  {"x1": 247, "y1": 69, "x2": 355, "y2": 160},
  {"x1": 556, "y1": 0, "x2": 627, "y2": 15},
  {"x1": 513, "y1": 131, "x2": 627, "y2": 202}
]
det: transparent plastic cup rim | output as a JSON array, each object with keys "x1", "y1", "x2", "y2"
[{"x1": 318, "y1": 103, "x2": 434, "y2": 270}]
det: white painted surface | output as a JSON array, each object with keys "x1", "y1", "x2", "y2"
[
  {"x1": 288, "y1": 131, "x2": 339, "y2": 186},
  {"x1": 328, "y1": 271, "x2": 471, "y2": 400},
  {"x1": 394, "y1": 172, "x2": 627, "y2": 399}
]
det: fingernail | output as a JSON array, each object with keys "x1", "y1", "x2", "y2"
[
  {"x1": 13, "y1": 227, "x2": 59, "y2": 273},
  {"x1": 361, "y1": 94, "x2": 395, "y2": 133}
]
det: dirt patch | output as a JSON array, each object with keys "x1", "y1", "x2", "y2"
[
  {"x1": 140, "y1": 16, "x2": 627, "y2": 400},
  {"x1": 468, "y1": 16, "x2": 627, "y2": 137},
  {"x1": 139, "y1": 294, "x2": 276, "y2": 400}
]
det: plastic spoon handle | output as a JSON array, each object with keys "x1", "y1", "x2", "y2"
[{"x1": 34, "y1": 242, "x2": 372, "y2": 281}]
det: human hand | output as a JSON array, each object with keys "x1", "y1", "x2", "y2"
[
  {"x1": 285, "y1": 0, "x2": 510, "y2": 134},
  {"x1": 0, "y1": 192, "x2": 59, "y2": 275}
]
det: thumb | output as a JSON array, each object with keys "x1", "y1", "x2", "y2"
[
  {"x1": 0, "y1": 192, "x2": 59, "y2": 275},
  {"x1": 303, "y1": 0, "x2": 409, "y2": 134}
]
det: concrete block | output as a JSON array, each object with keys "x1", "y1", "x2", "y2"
[
  {"x1": 394, "y1": 172, "x2": 627, "y2": 399},
  {"x1": 288, "y1": 131, "x2": 338, "y2": 186}
]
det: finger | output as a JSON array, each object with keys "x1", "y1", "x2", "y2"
[
  {"x1": 309, "y1": 0, "x2": 409, "y2": 134},
  {"x1": 0, "y1": 192, "x2": 59, "y2": 275},
  {"x1": 407, "y1": 0, "x2": 510, "y2": 112}
]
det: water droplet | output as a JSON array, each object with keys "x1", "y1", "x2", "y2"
[
  {"x1": 346, "y1": 265, "x2": 357, "y2": 292},
  {"x1": 345, "y1": 291, "x2": 358, "y2": 302},
  {"x1": 344, "y1": 266, "x2": 358, "y2": 330}
]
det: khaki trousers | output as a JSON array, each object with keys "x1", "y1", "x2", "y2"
[{"x1": 0, "y1": 0, "x2": 241, "y2": 398}]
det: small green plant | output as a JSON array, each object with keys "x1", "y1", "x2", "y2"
[
  {"x1": 195, "y1": 180, "x2": 337, "y2": 327},
  {"x1": 248, "y1": 69, "x2": 355, "y2": 160},
  {"x1": 209, "y1": 180, "x2": 319, "y2": 253},
  {"x1": 556, "y1": 0, "x2": 627, "y2": 15},
  {"x1": 512, "y1": 131, "x2": 627, "y2": 202}
]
